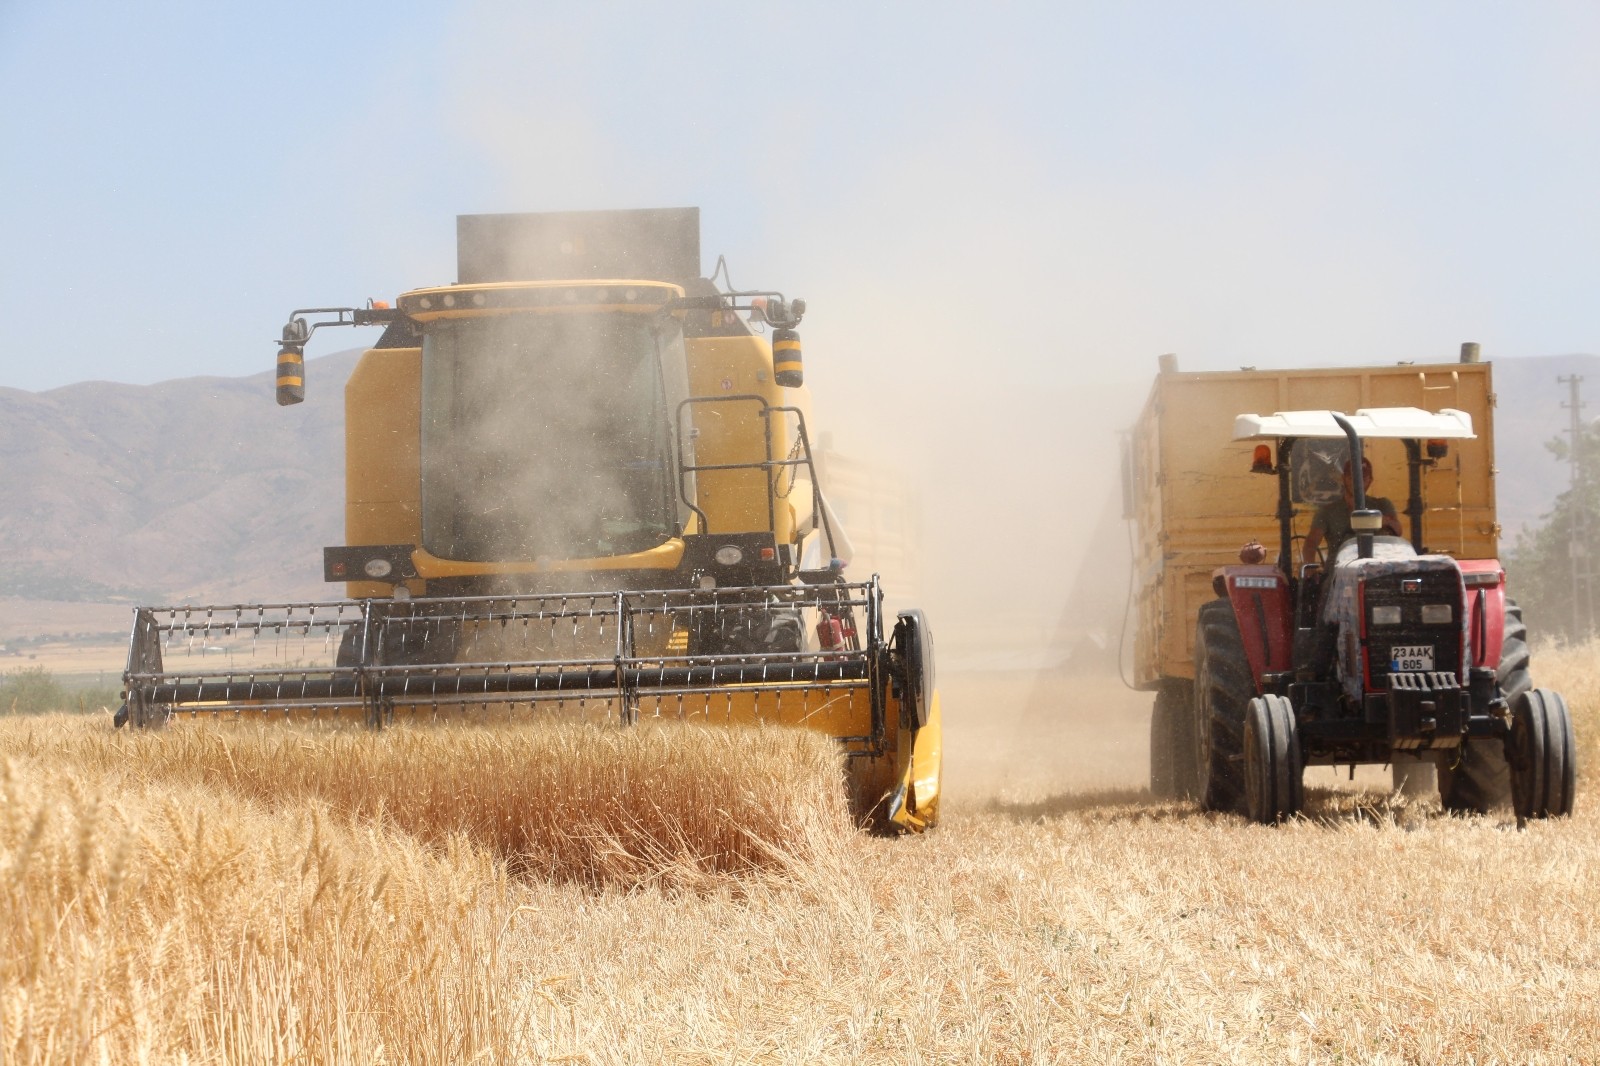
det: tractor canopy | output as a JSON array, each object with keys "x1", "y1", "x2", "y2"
[
  {"x1": 1229, "y1": 406, "x2": 1480, "y2": 567},
  {"x1": 1231, "y1": 407, "x2": 1476, "y2": 442}
]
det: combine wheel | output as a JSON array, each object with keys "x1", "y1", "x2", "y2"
[
  {"x1": 1508, "y1": 689, "x2": 1576, "y2": 821},
  {"x1": 895, "y1": 610, "x2": 934, "y2": 729},
  {"x1": 1439, "y1": 599, "x2": 1528, "y2": 812},
  {"x1": 1193, "y1": 599, "x2": 1252, "y2": 814},
  {"x1": 690, "y1": 607, "x2": 804, "y2": 656},
  {"x1": 1243, "y1": 694, "x2": 1302, "y2": 824},
  {"x1": 1149, "y1": 680, "x2": 1198, "y2": 799}
]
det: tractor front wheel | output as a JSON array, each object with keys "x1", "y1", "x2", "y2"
[
  {"x1": 1507, "y1": 688, "x2": 1576, "y2": 821},
  {"x1": 1193, "y1": 600, "x2": 1252, "y2": 814},
  {"x1": 1243, "y1": 694, "x2": 1302, "y2": 824},
  {"x1": 1439, "y1": 599, "x2": 1528, "y2": 813}
]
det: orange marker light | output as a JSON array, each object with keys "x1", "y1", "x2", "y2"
[{"x1": 1251, "y1": 444, "x2": 1274, "y2": 474}]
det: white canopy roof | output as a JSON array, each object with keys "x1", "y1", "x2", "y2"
[{"x1": 1232, "y1": 407, "x2": 1476, "y2": 442}]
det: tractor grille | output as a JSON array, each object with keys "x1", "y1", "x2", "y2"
[{"x1": 1362, "y1": 568, "x2": 1464, "y2": 689}]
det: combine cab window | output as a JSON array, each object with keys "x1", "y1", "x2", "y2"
[{"x1": 421, "y1": 313, "x2": 685, "y2": 561}]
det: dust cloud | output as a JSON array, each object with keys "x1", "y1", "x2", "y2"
[
  {"x1": 420, "y1": 14, "x2": 1178, "y2": 808},
  {"x1": 423, "y1": 235, "x2": 1162, "y2": 807},
  {"x1": 772, "y1": 209, "x2": 1162, "y2": 809},
  {"x1": 828, "y1": 386, "x2": 1159, "y2": 808}
]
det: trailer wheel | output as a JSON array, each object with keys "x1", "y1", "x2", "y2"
[
  {"x1": 1243, "y1": 694, "x2": 1302, "y2": 824},
  {"x1": 1149, "y1": 680, "x2": 1198, "y2": 799},
  {"x1": 1439, "y1": 600, "x2": 1528, "y2": 812},
  {"x1": 1508, "y1": 688, "x2": 1576, "y2": 821},
  {"x1": 1194, "y1": 599, "x2": 1251, "y2": 814}
]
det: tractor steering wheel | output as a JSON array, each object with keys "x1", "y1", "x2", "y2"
[{"x1": 1291, "y1": 533, "x2": 1325, "y2": 568}]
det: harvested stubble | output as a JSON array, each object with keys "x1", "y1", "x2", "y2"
[{"x1": 1528, "y1": 638, "x2": 1599, "y2": 785}]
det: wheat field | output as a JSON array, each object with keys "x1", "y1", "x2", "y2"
[{"x1": 3, "y1": 642, "x2": 1599, "y2": 1064}]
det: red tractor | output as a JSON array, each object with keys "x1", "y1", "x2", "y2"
[{"x1": 1183, "y1": 407, "x2": 1575, "y2": 824}]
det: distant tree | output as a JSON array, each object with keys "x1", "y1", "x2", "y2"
[
  {"x1": 1506, "y1": 420, "x2": 1600, "y2": 643},
  {"x1": 0, "y1": 666, "x2": 67, "y2": 715}
]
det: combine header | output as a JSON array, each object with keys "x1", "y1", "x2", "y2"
[{"x1": 119, "y1": 208, "x2": 941, "y2": 831}]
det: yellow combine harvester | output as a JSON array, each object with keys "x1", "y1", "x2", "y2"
[{"x1": 119, "y1": 208, "x2": 941, "y2": 831}]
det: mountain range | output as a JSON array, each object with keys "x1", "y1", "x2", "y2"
[
  {"x1": 0, "y1": 351, "x2": 357, "y2": 606},
  {"x1": 0, "y1": 349, "x2": 1591, "y2": 617}
]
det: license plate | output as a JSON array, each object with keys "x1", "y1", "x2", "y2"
[{"x1": 1390, "y1": 645, "x2": 1434, "y2": 672}]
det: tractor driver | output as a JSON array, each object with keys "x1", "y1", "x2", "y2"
[{"x1": 1301, "y1": 456, "x2": 1402, "y2": 564}]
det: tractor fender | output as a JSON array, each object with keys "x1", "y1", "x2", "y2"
[
  {"x1": 1458, "y1": 560, "x2": 1506, "y2": 671},
  {"x1": 1210, "y1": 565, "x2": 1293, "y2": 691}
]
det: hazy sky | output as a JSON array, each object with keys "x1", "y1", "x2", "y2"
[
  {"x1": 5, "y1": 2, "x2": 1597, "y2": 630},
  {"x1": 4, "y1": 2, "x2": 1597, "y2": 399}
]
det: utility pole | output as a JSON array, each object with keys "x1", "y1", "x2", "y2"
[{"x1": 1560, "y1": 374, "x2": 1591, "y2": 636}]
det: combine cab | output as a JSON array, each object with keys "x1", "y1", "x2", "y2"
[{"x1": 119, "y1": 208, "x2": 941, "y2": 832}]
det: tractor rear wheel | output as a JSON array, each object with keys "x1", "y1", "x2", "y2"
[
  {"x1": 1194, "y1": 599, "x2": 1252, "y2": 814},
  {"x1": 1439, "y1": 600, "x2": 1528, "y2": 812},
  {"x1": 1508, "y1": 688, "x2": 1576, "y2": 820},
  {"x1": 1243, "y1": 694, "x2": 1302, "y2": 824},
  {"x1": 1149, "y1": 680, "x2": 1198, "y2": 799}
]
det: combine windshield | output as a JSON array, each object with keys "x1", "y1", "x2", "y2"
[{"x1": 421, "y1": 312, "x2": 686, "y2": 561}]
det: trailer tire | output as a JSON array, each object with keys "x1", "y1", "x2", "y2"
[
  {"x1": 1508, "y1": 688, "x2": 1576, "y2": 820},
  {"x1": 1149, "y1": 680, "x2": 1198, "y2": 799},
  {"x1": 1194, "y1": 599, "x2": 1251, "y2": 814},
  {"x1": 1439, "y1": 599, "x2": 1527, "y2": 813}
]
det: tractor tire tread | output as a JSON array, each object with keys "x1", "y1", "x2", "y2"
[
  {"x1": 1195, "y1": 599, "x2": 1253, "y2": 814},
  {"x1": 1440, "y1": 600, "x2": 1527, "y2": 813}
]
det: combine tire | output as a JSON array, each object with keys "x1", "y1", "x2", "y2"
[
  {"x1": 690, "y1": 607, "x2": 804, "y2": 656},
  {"x1": 1193, "y1": 599, "x2": 1252, "y2": 814},
  {"x1": 1508, "y1": 688, "x2": 1576, "y2": 820},
  {"x1": 1243, "y1": 694, "x2": 1302, "y2": 824},
  {"x1": 1149, "y1": 680, "x2": 1198, "y2": 799},
  {"x1": 1439, "y1": 600, "x2": 1528, "y2": 812}
]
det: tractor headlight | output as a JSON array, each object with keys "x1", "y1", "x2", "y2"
[
  {"x1": 714, "y1": 545, "x2": 744, "y2": 566},
  {"x1": 1372, "y1": 605, "x2": 1402, "y2": 626},
  {"x1": 1421, "y1": 604, "x2": 1454, "y2": 624}
]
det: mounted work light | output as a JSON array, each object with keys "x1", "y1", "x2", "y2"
[
  {"x1": 772, "y1": 328, "x2": 804, "y2": 388},
  {"x1": 276, "y1": 318, "x2": 310, "y2": 406}
]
